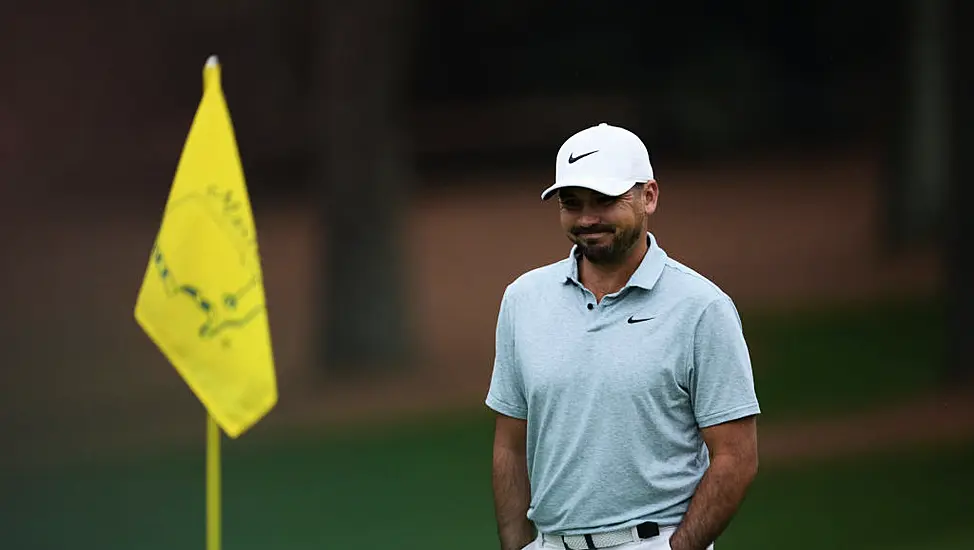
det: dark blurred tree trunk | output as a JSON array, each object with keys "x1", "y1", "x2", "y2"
[
  {"x1": 311, "y1": 0, "x2": 416, "y2": 374},
  {"x1": 944, "y1": 0, "x2": 973, "y2": 384},
  {"x1": 883, "y1": 0, "x2": 948, "y2": 252},
  {"x1": 883, "y1": 0, "x2": 973, "y2": 385}
]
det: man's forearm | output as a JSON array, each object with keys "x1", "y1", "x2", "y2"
[
  {"x1": 492, "y1": 446, "x2": 534, "y2": 550},
  {"x1": 668, "y1": 454, "x2": 757, "y2": 550}
]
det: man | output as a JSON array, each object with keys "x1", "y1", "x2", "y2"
[{"x1": 486, "y1": 123, "x2": 761, "y2": 550}]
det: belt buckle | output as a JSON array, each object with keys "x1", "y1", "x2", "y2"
[{"x1": 560, "y1": 533, "x2": 598, "y2": 550}]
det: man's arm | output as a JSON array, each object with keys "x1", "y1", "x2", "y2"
[
  {"x1": 668, "y1": 415, "x2": 759, "y2": 550},
  {"x1": 492, "y1": 413, "x2": 534, "y2": 550}
]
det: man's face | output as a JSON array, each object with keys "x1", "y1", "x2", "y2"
[{"x1": 557, "y1": 182, "x2": 658, "y2": 265}]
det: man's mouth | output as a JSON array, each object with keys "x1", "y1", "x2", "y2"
[{"x1": 575, "y1": 227, "x2": 613, "y2": 239}]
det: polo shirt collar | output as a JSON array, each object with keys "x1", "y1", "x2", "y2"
[{"x1": 564, "y1": 232, "x2": 667, "y2": 291}]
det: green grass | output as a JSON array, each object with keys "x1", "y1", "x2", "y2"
[
  {"x1": 0, "y1": 297, "x2": 958, "y2": 549},
  {"x1": 721, "y1": 440, "x2": 974, "y2": 549},
  {"x1": 886, "y1": 532, "x2": 974, "y2": 550},
  {"x1": 2, "y1": 412, "x2": 971, "y2": 550},
  {"x1": 0, "y1": 414, "x2": 497, "y2": 550},
  {"x1": 740, "y1": 297, "x2": 946, "y2": 422}
]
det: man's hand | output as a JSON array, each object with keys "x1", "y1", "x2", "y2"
[
  {"x1": 668, "y1": 415, "x2": 759, "y2": 550},
  {"x1": 492, "y1": 413, "x2": 535, "y2": 550}
]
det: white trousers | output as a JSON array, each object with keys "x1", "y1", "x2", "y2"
[{"x1": 524, "y1": 527, "x2": 715, "y2": 550}]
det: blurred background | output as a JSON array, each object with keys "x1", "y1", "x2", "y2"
[{"x1": 1, "y1": 0, "x2": 972, "y2": 549}]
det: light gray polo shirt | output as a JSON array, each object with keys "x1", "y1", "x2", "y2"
[{"x1": 485, "y1": 232, "x2": 761, "y2": 536}]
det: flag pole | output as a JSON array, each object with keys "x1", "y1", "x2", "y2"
[
  {"x1": 207, "y1": 414, "x2": 221, "y2": 550},
  {"x1": 204, "y1": 54, "x2": 222, "y2": 550}
]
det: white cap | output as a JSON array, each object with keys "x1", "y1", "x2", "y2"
[{"x1": 541, "y1": 123, "x2": 654, "y2": 201}]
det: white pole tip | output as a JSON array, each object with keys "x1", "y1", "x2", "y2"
[{"x1": 205, "y1": 55, "x2": 219, "y2": 68}]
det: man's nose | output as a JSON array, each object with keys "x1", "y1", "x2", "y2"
[{"x1": 577, "y1": 212, "x2": 601, "y2": 227}]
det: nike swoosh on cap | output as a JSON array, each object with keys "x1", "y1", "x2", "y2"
[{"x1": 568, "y1": 150, "x2": 598, "y2": 163}]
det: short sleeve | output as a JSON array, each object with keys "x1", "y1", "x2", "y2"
[
  {"x1": 485, "y1": 285, "x2": 528, "y2": 419},
  {"x1": 688, "y1": 294, "x2": 761, "y2": 428}
]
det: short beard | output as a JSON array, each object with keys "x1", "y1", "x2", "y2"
[{"x1": 572, "y1": 223, "x2": 644, "y2": 265}]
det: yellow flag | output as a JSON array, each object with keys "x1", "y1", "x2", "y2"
[{"x1": 135, "y1": 56, "x2": 277, "y2": 439}]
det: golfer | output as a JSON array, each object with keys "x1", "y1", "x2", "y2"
[{"x1": 486, "y1": 123, "x2": 761, "y2": 550}]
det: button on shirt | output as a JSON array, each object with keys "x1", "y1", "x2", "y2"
[{"x1": 485, "y1": 233, "x2": 761, "y2": 536}]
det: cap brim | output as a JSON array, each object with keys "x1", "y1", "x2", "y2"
[{"x1": 540, "y1": 179, "x2": 637, "y2": 201}]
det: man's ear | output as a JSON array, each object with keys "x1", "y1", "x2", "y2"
[{"x1": 642, "y1": 180, "x2": 658, "y2": 215}]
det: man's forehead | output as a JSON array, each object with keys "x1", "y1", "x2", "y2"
[{"x1": 557, "y1": 187, "x2": 623, "y2": 200}]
